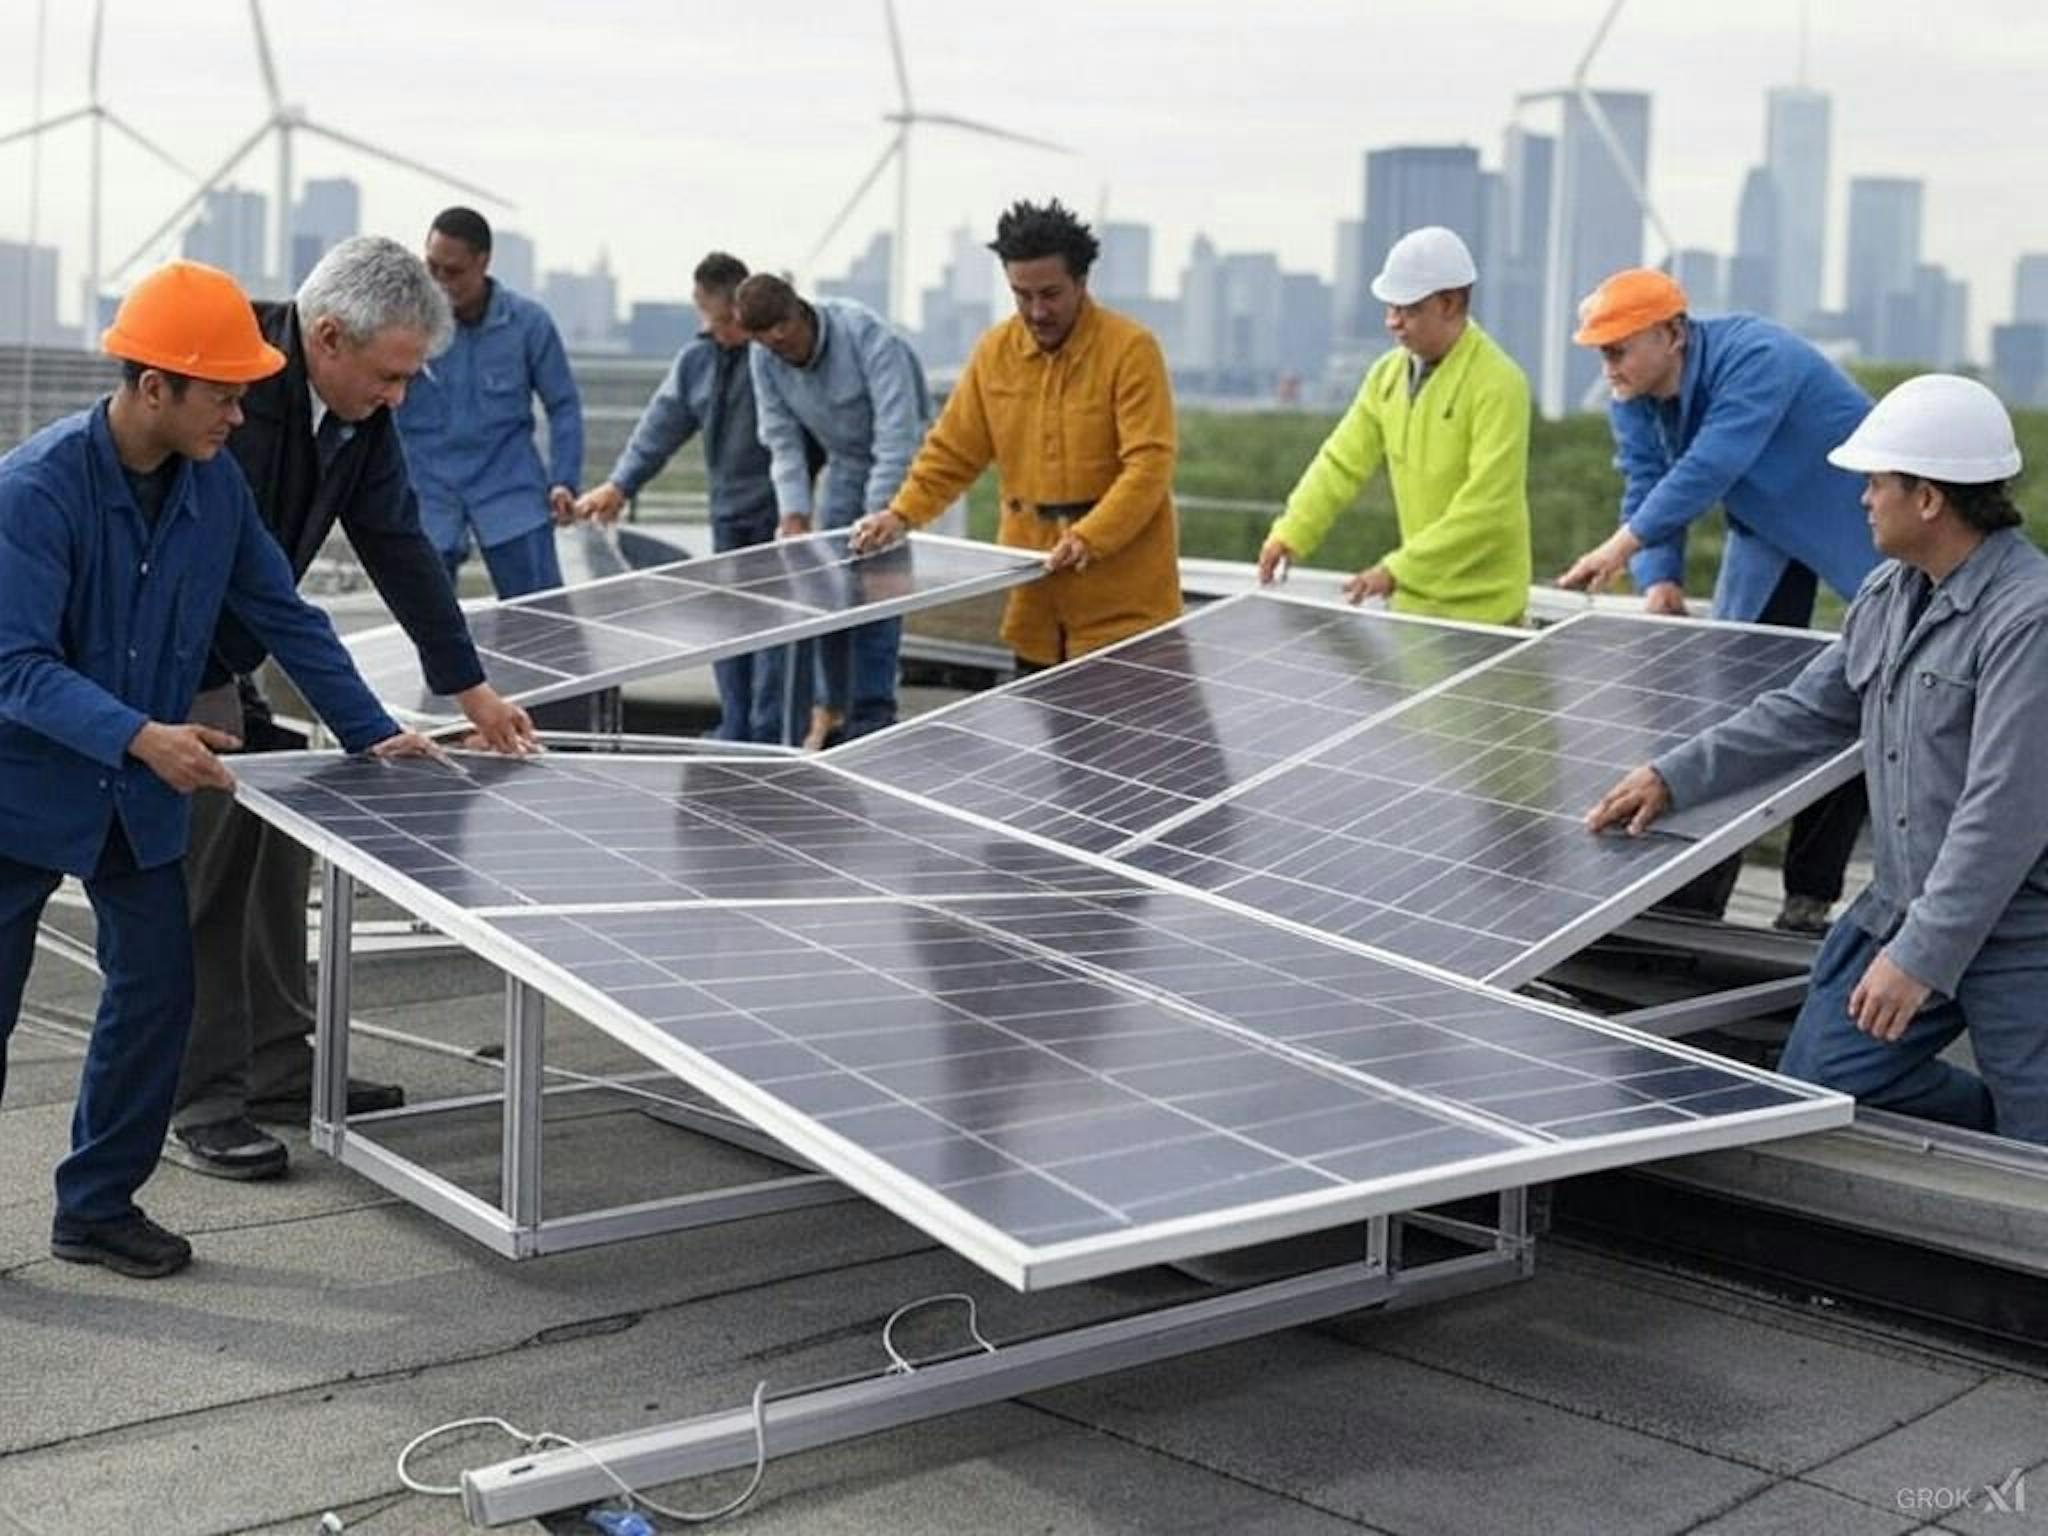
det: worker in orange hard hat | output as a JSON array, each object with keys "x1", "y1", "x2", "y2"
[
  {"x1": 0, "y1": 260, "x2": 444, "y2": 1279},
  {"x1": 1557, "y1": 265, "x2": 1879, "y2": 938}
]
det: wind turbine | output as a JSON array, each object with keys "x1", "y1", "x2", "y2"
[
  {"x1": 109, "y1": 0, "x2": 513, "y2": 291},
  {"x1": 1515, "y1": 0, "x2": 1679, "y2": 416},
  {"x1": 809, "y1": 0, "x2": 1073, "y2": 325},
  {"x1": 0, "y1": 0, "x2": 193, "y2": 347}
]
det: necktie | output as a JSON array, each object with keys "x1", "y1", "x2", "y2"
[{"x1": 315, "y1": 412, "x2": 350, "y2": 476}]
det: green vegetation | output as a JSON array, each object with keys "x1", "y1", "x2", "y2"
[{"x1": 643, "y1": 391, "x2": 2047, "y2": 611}]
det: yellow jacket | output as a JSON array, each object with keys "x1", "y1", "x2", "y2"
[
  {"x1": 890, "y1": 300, "x2": 1180, "y2": 664},
  {"x1": 1269, "y1": 321, "x2": 1531, "y2": 625}
]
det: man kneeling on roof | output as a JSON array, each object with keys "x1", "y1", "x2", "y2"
[{"x1": 1586, "y1": 376, "x2": 2048, "y2": 1145}]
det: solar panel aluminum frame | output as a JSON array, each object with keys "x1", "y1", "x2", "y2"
[
  {"x1": 237, "y1": 749, "x2": 1849, "y2": 1295},
  {"x1": 345, "y1": 530, "x2": 1046, "y2": 729}
]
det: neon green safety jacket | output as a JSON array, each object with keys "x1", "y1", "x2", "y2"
[{"x1": 1268, "y1": 320, "x2": 1532, "y2": 625}]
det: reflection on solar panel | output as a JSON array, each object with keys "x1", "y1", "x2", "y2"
[
  {"x1": 344, "y1": 530, "x2": 1043, "y2": 726},
  {"x1": 830, "y1": 593, "x2": 1523, "y2": 852},
  {"x1": 234, "y1": 750, "x2": 1849, "y2": 1289},
  {"x1": 1121, "y1": 614, "x2": 1841, "y2": 983},
  {"x1": 231, "y1": 752, "x2": 1126, "y2": 911}
]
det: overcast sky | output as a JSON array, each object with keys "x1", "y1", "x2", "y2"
[{"x1": 3, "y1": 1, "x2": 2043, "y2": 354}]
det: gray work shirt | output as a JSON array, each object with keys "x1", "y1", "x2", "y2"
[{"x1": 1653, "y1": 528, "x2": 2048, "y2": 996}]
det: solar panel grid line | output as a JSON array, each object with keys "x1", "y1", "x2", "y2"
[
  {"x1": 1251, "y1": 583, "x2": 1525, "y2": 639},
  {"x1": 474, "y1": 893, "x2": 1840, "y2": 1289},
  {"x1": 1099, "y1": 622, "x2": 1551, "y2": 860},
  {"x1": 1486, "y1": 742, "x2": 1865, "y2": 987},
  {"x1": 917, "y1": 897, "x2": 1554, "y2": 1151},
  {"x1": 827, "y1": 594, "x2": 1527, "y2": 857},
  {"x1": 346, "y1": 531, "x2": 1045, "y2": 728},
  {"x1": 805, "y1": 754, "x2": 1829, "y2": 1103}
]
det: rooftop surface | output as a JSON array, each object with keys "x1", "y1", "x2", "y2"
[{"x1": 4, "y1": 905, "x2": 2041, "y2": 1536}]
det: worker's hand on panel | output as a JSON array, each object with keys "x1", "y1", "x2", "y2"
[
  {"x1": 572, "y1": 483, "x2": 628, "y2": 526},
  {"x1": 1641, "y1": 581, "x2": 1690, "y2": 617},
  {"x1": 1255, "y1": 538, "x2": 1293, "y2": 586},
  {"x1": 129, "y1": 721, "x2": 240, "y2": 794},
  {"x1": 1342, "y1": 563, "x2": 1396, "y2": 605},
  {"x1": 850, "y1": 510, "x2": 907, "y2": 555},
  {"x1": 1584, "y1": 764, "x2": 1672, "y2": 838},
  {"x1": 455, "y1": 685, "x2": 542, "y2": 756}
]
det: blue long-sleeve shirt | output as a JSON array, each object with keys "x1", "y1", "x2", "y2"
[
  {"x1": 0, "y1": 403, "x2": 398, "y2": 876},
  {"x1": 749, "y1": 298, "x2": 929, "y2": 525},
  {"x1": 608, "y1": 333, "x2": 776, "y2": 524},
  {"x1": 1612, "y1": 315, "x2": 1877, "y2": 621},
  {"x1": 395, "y1": 280, "x2": 584, "y2": 549}
]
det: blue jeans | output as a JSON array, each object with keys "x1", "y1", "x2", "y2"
[
  {"x1": 0, "y1": 828, "x2": 195, "y2": 1225},
  {"x1": 813, "y1": 502, "x2": 900, "y2": 741},
  {"x1": 441, "y1": 520, "x2": 564, "y2": 599},
  {"x1": 712, "y1": 513, "x2": 798, "y2": 744},
  {"x1": 1780, "y1": 918, "x2": 2048, "y2": 1143}
]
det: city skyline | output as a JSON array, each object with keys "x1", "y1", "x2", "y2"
[{"x1": 2, "y1": 2, "x2": 2041, "y2": 359}]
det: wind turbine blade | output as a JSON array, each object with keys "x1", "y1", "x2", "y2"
[
  {"x1": 248, "y1": 0, "x2": 284, "y2": 111},
  {"x1": 0, "y1": 103, "x2": 94, "y2": 147},
  {"x1": 88, "y1": 0, "x2": 106, "y2": 102},
  {"x1": 108, "y1": 119, "x2": 273, "y2": 282},
  {"x1": 295, "y1": 119, "x2": 515, "y2": 207},
  {"x1": 809, "y1": 132, "x2": 903, "y2": 265},
  {"x1": 99, "y1": 109, "x2": 198, "y2": 179},
  {"x1": 882, "y1": 0, "x2": 913, "y2": 114},
  {"x1": 1512, "y1": 88, "x2": 1568, "y2": 107},
  {"x1": 895, "y1": 112, "x2": 1073, "y2": 154},
  {"x1": 1570, "y1": 0, "x2": 1629, "y2": 86}
]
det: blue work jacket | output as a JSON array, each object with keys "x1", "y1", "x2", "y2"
[
  {"x1": 1613, "y1": 315, "x2": 1877, "y2": 621},
  {"x1": 395, "y1": 280, "x2": 584, "y2": 550},
  {"x1": 609, "y1": 333, "x2": 777, "y2": 525},
  {"x1": 0, "y1": 404, "x2": 397, "y2": 876},
  {"x1": 750, "y1": 298, "x2": 929, "y2": 525}
]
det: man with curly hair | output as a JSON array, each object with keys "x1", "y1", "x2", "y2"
[{"x1": 852, "y1": 198, "x2": 1179, "y2": 671}]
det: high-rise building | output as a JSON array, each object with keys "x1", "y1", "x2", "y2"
[
  {"x1": 1096, "y1": 222, "x2": 1152, "y2": 304},
  {"x1": 1276, "y1": 272, "x2": 1333, "y2": 398},
  {"x1": 493, "y1": 230, "x2": 537, "y2": 295},
  {"x1": 182, "y1": 186, "x2": 269, "y2": 291},
  {"x1": 1763, "y1": 86, "x2": 1829, "y2": 328},
  {"x1": 0, "y1": 239, "x2": 73, "y2": 346},
  {"x1": 1332, "y1": 219, "x2": 1369, "y2": 342},
  {"x1": 626, "y1": 301, "x2": 694, "y2": 359},
  {"x1": 291, "y1": 176, "x2": 361, "y2": 283},
  {"x1": 1844, "y1": 177, "x2": 1923, "y2": 356},
  {"x1": 542, "y1": 251, "x2": 620, "y2": 352},
  {"x1": 1669, "y1": 250, "x2": 1726, "y2": 316},
  {"x1": 1361, "y1": 145, "x2": 1483, "y2": 291},
  {"x1": 1177, "y1": 234, "x2": 1223, "y2": 382},
  {"x1": 1218, "y1": 252, "x2": 1283, "y2": 386},
  {"x1": 1547, "y1": 90, "x2": 1650, "y2": 414},
  {"x1": 1992, "y1": 323, "x2": 2048, "y2": 407},
  {"x1": 916, "y1": 224, "x2": 995, "y2": 369},
  {"x1": 819, "y1": 231, "x2": 891, "y2": 319},
  {"x1": 1496, "y1": 127, "x2": 1553, "y2": 385},
  {"x1": 1728, "y1": 166, "x2": 1779, "y2": 315},
  {"x1": 2014, "y1": 254, "x2": 2048, "y2": 324}
]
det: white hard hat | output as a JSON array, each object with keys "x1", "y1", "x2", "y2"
[
  {"x1": 1828, "y1": 373, "x2": 2022, "y2": 483},
  {"x1": 1370, "y1": 226, "x2": 1478, "y2": 306}
]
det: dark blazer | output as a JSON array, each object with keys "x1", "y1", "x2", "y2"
[{"x1": 205, "y1": 301, "x2": 484, "y2": 697}]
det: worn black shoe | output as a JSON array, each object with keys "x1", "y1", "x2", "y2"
[
  {"x1": 164, "y1": 1117, "x2": 289, "y2": 1181},
  {"x1": 51, "y1": 1211, "x2": 193, "y2": 1278},
  {"x1": 1773, "y1": 895, "x2": 1833, "y2": 937},
  {"x1": 247, "y1": 1077, "x2": 405, "y2": 1123}
]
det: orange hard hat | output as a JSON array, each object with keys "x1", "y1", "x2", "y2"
[
  {"x1": 1572, "y1": 268, "x2": 1689, "y2": 347},
  {"x1": 101, "y1": 260, "x2": 285, "y2": 384}
]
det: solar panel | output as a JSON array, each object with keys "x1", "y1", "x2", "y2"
[
  {"x1": 1119, "y1": 613, "x2": 1851, "y2": 984},
  {"x1": 342, "y1": 530, "x2": 1044, "y2": 727},
  {"x1": 234, "y1": 749, "x2": 1849, "y2": 1290},
  {"x1": 829, "y1": 593, "x2": 1524, "y2": 853},
  {"x1": 230, "y1": 752, "x2": 1129, "y2": 911}
]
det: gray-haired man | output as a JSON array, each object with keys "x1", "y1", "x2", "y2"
[{"x1": 165, "y1": 236, "x2": 538, "y2": 1181}]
